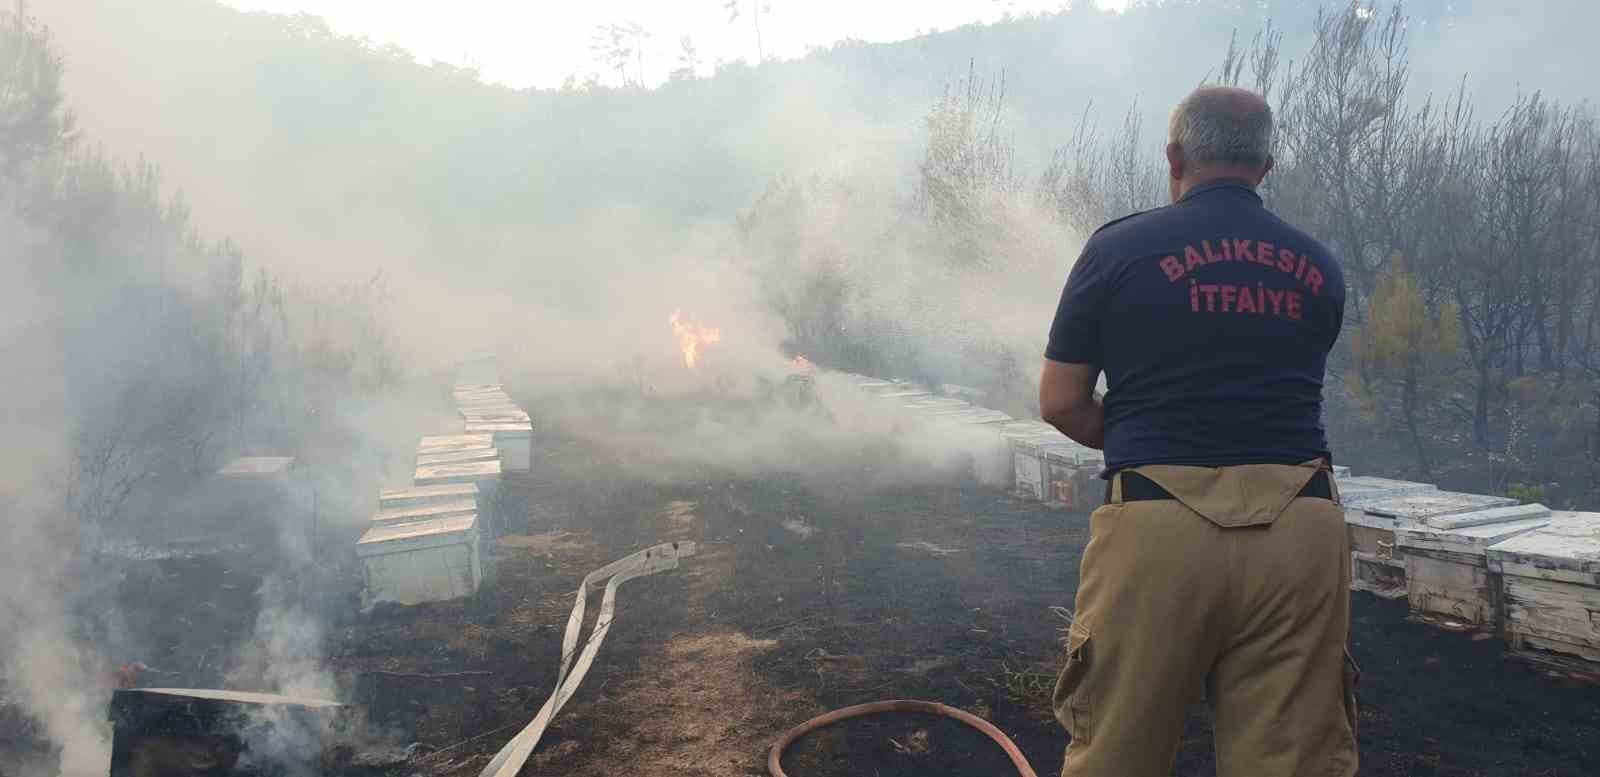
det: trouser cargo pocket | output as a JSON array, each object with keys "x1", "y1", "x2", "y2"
[{"x1": 1053, "y1": 621, "x2": 1094, "y2": 744}]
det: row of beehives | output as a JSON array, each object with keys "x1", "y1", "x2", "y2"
[
  {"x1": 1338, "y1": 478, "x2": 1600, "y2": 676},
  {"x1": 836, "y1": 371, "x2": 1600, "y2": 678},
  {"x1": 352, "y1": 381, "x2": 535, "y2": 609},
  {"x1": 835, "y1": 373, "x2": 1109, "y2": 510}
]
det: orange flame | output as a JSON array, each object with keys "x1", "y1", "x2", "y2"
[
  {"x1": 669, "y1": 310, "x2": 722, "y2": 369},
  {"x1": 789, "y1": 355, "x2": 816, "y2": 373}
]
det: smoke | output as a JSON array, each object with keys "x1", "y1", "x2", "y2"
[
  {"x1": 4, "y1": 1, "x2": 1593, "y2": 773},
  {"x1": 0, "y1": 216, "x2": 113, "y2": 772}
]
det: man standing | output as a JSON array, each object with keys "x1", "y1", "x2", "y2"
[{"x1": 1039, "y1": 86, "x2": 1355, "y2": 777}]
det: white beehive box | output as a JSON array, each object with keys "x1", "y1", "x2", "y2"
[
  {"x1": 1487, "y1": 511, "x2": 1600, "y2": 674},
  {"x1": 379, "y1": 483, "x2": 479, "y2": 511},
  {"x1": 1396, "y1": 507, "x2": 1550, "y2": 630},
  {"x1": 1044, "y1": 446, "x2": 1104, "y2": 511},
  {"x1": 461, "y1": 408, "x2": 530, "y2": 423},
  {"x1": 1364, "y1": 491, "x2": 1519, "y2": 524},
  {"x1": 1010, "y1": 435, "x2": 1070, "y2": 500},
  {"x1": 872, "y1": 389, "x2": 932, "y2": 400},
  {"x1": 414, "y1": 459, "x2": 501, "y2": 487},
  {"x1": 928, "y1": 408, "x2": 1013, "y2": 426},
  {"x1": 415, "y1": 460, "x2": 502, "y2": 535},
  {"x1": 900, "y1": 397, "x2": 970, "y2": 413},
  {"x1": 462, "y1": 420, "x2": 533, "y2": 473},
  {"x1": 1345, "y1": 509, "x2": 1412, "y2": 600},
  {"x1": 418, "y1": 434, "x2": 494, "y2": 453},
  {"x1": 357, "y1": 514, "x2": 482, "y2": 608},
  {"x1": 416, "y1": 448, "x2": 501, "y2": 467},
  {"x1": 1017, "y1": 440, "x2": 1080, "y2": 502},
  {"x1": 371, "y1": 498, "x2": 478, "y2": 527},
  {"x1": 1337, "y1": 476, "x2": 1438, "y2": 506},
  {"x1": 1362, "y1": 491, "x2": 1536, "y2": 630},
  {"x1": 452, "y1": 392, "x2": 510, "y2": 404}
]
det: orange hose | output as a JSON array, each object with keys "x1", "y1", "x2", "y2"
[{"x1": 767, "y1": 699, "x2": 1040, "y2": 777}]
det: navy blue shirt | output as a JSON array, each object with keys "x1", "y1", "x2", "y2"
[{"x1": 1045, "y1": 178, "x2": 1345, "y2": 475}]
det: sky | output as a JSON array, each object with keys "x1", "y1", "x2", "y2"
[{"x1": 222, "y1": 0, "x2": 1130, "y2": 89}]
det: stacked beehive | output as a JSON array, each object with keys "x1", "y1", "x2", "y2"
[
  {"x1": 353, "y1": 362, "x2": 531, "y2": 609},
  {"x1": 357, "y1": 438, "x2": 498, "y2": 609},
  {"x1": 1488, "y1": 511, "x2": 1600, "y2": 676},
  {"x1": 451, "y1": 384, "x2": 533, "y2": 472}
]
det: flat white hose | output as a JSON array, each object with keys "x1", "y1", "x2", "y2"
[{"x1": 478, "y1": 540, "x2": 697, "y2": 777}]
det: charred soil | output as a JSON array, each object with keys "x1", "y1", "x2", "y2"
[{"x1": 11, "y1": 396, "x2": 1599, "y2": 777}]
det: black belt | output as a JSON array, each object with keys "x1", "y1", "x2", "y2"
[{"x1": 1108, "y1": 469, "x2": 1333, "y2": 504}]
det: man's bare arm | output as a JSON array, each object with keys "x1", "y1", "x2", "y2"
[{"x1": 1040, "y1": 359, "x2": 1104, "y2": 450}]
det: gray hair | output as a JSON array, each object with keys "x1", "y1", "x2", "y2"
[{"x1": 1168, "y1": 87, "x2": 1273, "y2": 170}]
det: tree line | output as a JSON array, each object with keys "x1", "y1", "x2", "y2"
[{"x1": 1, "y1": 7, "x2": 401, "y2": 538}]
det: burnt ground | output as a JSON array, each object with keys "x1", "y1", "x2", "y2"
[{"x1": 7, "y1": 396, "x2": 1600, "y2": 776}]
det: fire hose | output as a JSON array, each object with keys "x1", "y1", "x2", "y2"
[
  {"x1": 767, "y1": 699, "x2": 1039, "y2": 777},
  {"x1": 477, "y1": 540, "x2": 697, "y2": 777},
  {"x1": 467, "y1": 538, "x2": 1035, "y2": 777}
]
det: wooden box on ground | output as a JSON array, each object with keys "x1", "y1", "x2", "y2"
[
  {"x1": 899, "y1": 397, "x2": 971, "y2": 413},
  {"x1": 357, "y1": 514, "x2": 483, "y2": 608},
  {"x1": 869, "y1": 387, "x2": 932, "y2": 400},
  {"x1": 461, "y1": 408, "x2": 530, "y2": 424},
  {"x1": 1487, "y1": 511, "x2": 1600, "y2": 676},
  {"x1": 372, "y1": 497, "x2": 478, "y2": 527},
  {"x1": 379, "y1": 483, "x2": 479, "y2": 511},
  {"x1": 1345, "y1": 509, "x2": 1412, "y2": 600},
  {"x1": 415, "y1": 460, "x2": 502, "y2": 537},
  {"x1": 109, "y1": 688, "x2": 344, "y2": 777},
  {"x1": 415, "y1": 448, "x2": 500, "y2": 467},
  {"x1": 926, "y1": 407, "x2": 1013, "y2": 426},
  {"x1": 1344, "y1": 490, "x2": 1505, "y2": 602},
  {"x1": 1396, "y1": 505, "x2": 1550, "y2": 630},
  {"x1": 418, "y1": 434, "x2": 494, "y2": 454},
  {"x1": 1045, "y1": 446, "x2": 1105, "y2": 511},
  {"x1": 1337, "y1": 476, "x2": 1438, "y2": 506},
  {"x1": 462, "y1": 420, "x2": 533, "y2": 473},
  {"x1": 1358, "y1": 492, "x2": 1534, "y2": 630},
  {"x1": 1009, "y1": 434, "x2": 1071, "y2": 500}
]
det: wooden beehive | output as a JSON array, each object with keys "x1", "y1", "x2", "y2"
[
  {"x1": 926, "y1": 407, "x2": 1013, "y2": 425},
  {"x1": 357, "y1": 514, "x2": 483, "y2": 608},
  {"x1": 461, "y1": 421, "x2": 532, "y2": 473},
  {"x1": 1007, "y1": 433, "x2": 1069, "y2": 500},
  {"x1": 415, "y1": 448, "x2": 501, "y2": 467},
  {"x1": 1396, "y1": 507, "x2": 1550, "y2": 630},
  {"x1": 1345, "y1": 508, "x2": 1410, "y2": 600},
  {"x1": 1337, "y1": 476, "x2": 1438, "y2": 506},
  {"x1": 417, "y1": 434, "x2": 494, "y2": 453},
  {"x1": 379, "y1": 483, "x2": 479, "y2": 511},
  {"x1": 108, "y1": 688, "x2": 344, "y2": 777},
  {"x1": 1358, "y1": 492, "x2": 1538, "y2": 630},
  {"x1": 1487, "y1": 511, "x2": 1600, "y2": 677},
  {"x1": 372, "y1": 498, "x2": 479, "y2": 527},
  {"x1": 1045, "y1": 446, "x2": 1104, "y2": 511}
]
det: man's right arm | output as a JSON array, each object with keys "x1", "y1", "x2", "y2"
[
  {"x1": 1040, "y1": 360, "x2": 1104, "y2": 449},
  {"x1": 1041, "y1": 246, "x2": 1107, "y2": 449}
]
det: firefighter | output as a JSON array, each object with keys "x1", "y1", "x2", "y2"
[{"x1": 1039, "y1": 86, "x2": 1356, "y2": 777}]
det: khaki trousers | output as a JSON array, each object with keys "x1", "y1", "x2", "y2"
[{"x1": 1053, "y1": 461, "x2": 1359, "y2": 777}]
